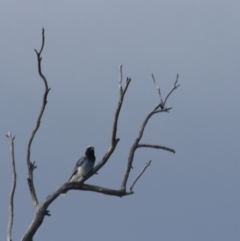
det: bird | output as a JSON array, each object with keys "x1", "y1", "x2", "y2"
[{"x1": 61, "y1": 146, "x2": 96, "y2": 195}]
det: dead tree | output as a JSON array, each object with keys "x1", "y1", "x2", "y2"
[{"x1": 6, "y1": 28, "x2": 180, "y2": 241}]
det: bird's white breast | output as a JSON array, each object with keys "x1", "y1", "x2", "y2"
[{"x1": 70, "y1": 159, "x2": 94, "y2": 182}]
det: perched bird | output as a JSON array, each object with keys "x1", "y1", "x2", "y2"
[{"x1": 61, "y1": 146, "x2": 96, "y2": 195}]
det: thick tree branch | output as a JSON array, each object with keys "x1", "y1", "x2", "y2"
[
  {"x1": 22, "y1": 180, "x2": 134, "y2": 240},
  {"x1": 26, "y1": 28, "x2": 50, "y2": 208},
  {"x1": 60, "y1": 161, "x2": 152, "y2": 197},
  {"x1": 6, "y1": 132, "x2": 16, "y2": 241},
  {"x1": 79, "y1": 184, "x2": 133, "y2": 197}
]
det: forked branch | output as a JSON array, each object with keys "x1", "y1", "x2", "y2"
[{"x1": 121, "y1": 74, "x2": 180, "y2": 191}]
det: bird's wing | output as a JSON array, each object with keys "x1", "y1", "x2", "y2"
[{"x1": 68, "y1": 156, "x2": 86, "y2": 181}]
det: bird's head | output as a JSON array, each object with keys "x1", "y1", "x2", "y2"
[{"x1": 85, "y1": 146, "x2": 95, "y2": 159}]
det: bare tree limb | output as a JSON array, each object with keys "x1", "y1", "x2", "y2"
[
  {"x1": 152, "y1": 74, "x2": 164, "y2": 108},
  {"x1": 119, "y1": 64, "x2": 123, "y2": 90},
  {"x1": 163, "y1": 74, "x2": 180, "y2": 107},
  {"x1": 21, "y1": 64, "x2": 131, "y2": 241},
  {"x1": 21, "y1": 69, "x2": 179, "y2": 241},
  {"x1": 137, "y1": 144, "x2": 175, "y2": 153},
  {"x1": 22, "y1": 180, "x2": 134, "y2": 240},
  {"x1": 120, "y1": 109, "x2": 167, "y2": 191},
  {"x1": 58, "y1": 66, "x2": 131, "y2": 192},
  {"x1": 26, "y1": 28, "x2": 50, "y2": 208},
  {"x1": 121, "y1": 75, "x2": 179, "y2": 191},
  {"x1": 21, "y1": 28, "x2": 179, "y2": 240},
  {"x1": 112, "y1": 66, "x2": 131, "y2": 145},
  {"x1": 6, "y1": 132, "x2": 16, "y2": 241},
  {"x1": 91, "y1": 67, "x2": 131, "y2": 176},
  {"x1": 79, "y1": 184, "x2": 133, "y2": 197},
  {"x1": 130, "y1": 160, "x2": 152, "y2": 192}
]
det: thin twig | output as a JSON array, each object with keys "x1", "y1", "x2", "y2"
[
  {"x1": 130, "y1": 160, "x2": 152, "y2": 192},
  {"x1": 163, "y1": 74, "x2": 180, "y2": 106},
  {"x1": 6, "y1": 132, "x2": 16, "y2": 241},
  {"x1": 119, "y1": 65, "x2": 123, "y2": 91},
  {"x1": 152, "y1": 74, "x2": 163, "y2": 107},
  {"x1": 26, "y1": 28, "x2": 50, "y2": 208},
  {"x1": 137, "y1": 144, "x2": 175, "y2": 153}
]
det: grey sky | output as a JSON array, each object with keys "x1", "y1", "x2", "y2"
[{"x1": 1, "y1": 1, "x2": 240, "y2": 241}]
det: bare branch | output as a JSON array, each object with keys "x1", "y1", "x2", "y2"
[
  {"x1": 6, "y1": 132, "x2": 16, "y2": 241},
  {"x1": 121, "y1": 109, "x2": 166, "y2": 191},
  {"x1": 163, "y1": 74, "x2": 180, "y2": 107},
  {"x1": 79, "y1": 184, "x2": 133, "y2": 197},
  {"x1": 86, "y1": 77, "x2": 130, "y2": 179},
  {"x1": 121, "y1": 75, "x2": 179, "y2": 191},
  {"x1": 26, "y1": 28, "x2": 50, "y2": 208},
  {"x1": 137, "y1": 144, "x2": 175, "y2": 153},
  {"x1": 152, "y1": 74, "x2": 164, "y2": 108},
  {"x1": 130, "y1": 160, "x2": 151, "y2": 192},
  {"x1": 87, "y1": 67, "x2": 131, "y2": 179},
  {"x1": 52, "y1": 67, "x2": 132, "y2": 199},
  {"x1": 112, "y1": 66, "x2": 131, "y2": 145},
  {"x1": 21, "y1": 39, "x2": 179, "y2": 240},
  {"x1": 119, "y1": 65, "x2": 123, "y2": 90},
  {"x1": 21, "y1": 180, "x2": 134, "y2": 240}
]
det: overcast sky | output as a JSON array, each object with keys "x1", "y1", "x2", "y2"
[{"x1": 1, "y1": 1, "x2": 240, "y2": 241}]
